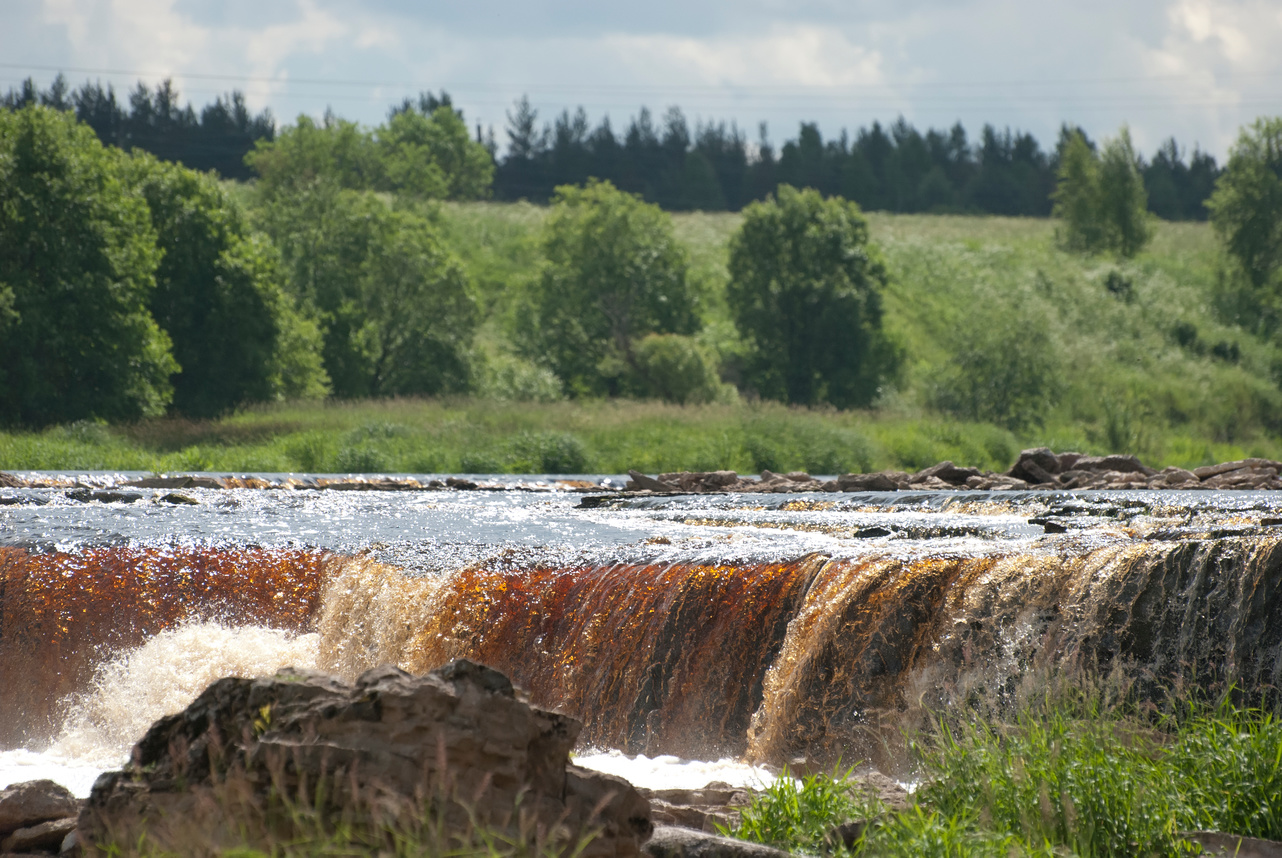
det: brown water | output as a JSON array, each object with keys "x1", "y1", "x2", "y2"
[{"x1": 4, "y1": 481, "x2": 1282, "y2": 773}]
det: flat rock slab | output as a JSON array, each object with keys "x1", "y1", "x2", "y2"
[
  {"x1": 644, "y1": 826, "x2": 794, "y2": 858},
  {"x1": 1184, "y1": 831, "x2": 1282, "y2": 857}
]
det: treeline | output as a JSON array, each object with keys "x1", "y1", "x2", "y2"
[
  {"x1": 1, "y1": 74, "x2": 274, "y2": 180},
  {"x1": 3, "y1": 96, "x2": 1282, "y2": 442},
  {"x1": 3, "y1": 75, "x2": 1220, "y2": 219}
]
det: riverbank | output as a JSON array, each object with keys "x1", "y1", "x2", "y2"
[{"x1": 4, "y1": 397, "x2": 1282, "y2": 478}]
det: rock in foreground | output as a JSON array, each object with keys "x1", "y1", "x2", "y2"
[{"x1": 79, "y1": 660, "x2": 652, "y2": 857}]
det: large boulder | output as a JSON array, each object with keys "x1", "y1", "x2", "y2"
[
  {"x1": 1007, "y1": 448, "x2": 1060, "y2": 484},
  {"x1": 0, "y1": 780, "x2": 80, "y2": 836},
  {"x1": 79, "y1": 660, "x2": 652, "y2": 858}
]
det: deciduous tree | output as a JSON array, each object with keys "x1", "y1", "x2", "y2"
[
  {"x1": 0, "y1": 105, "x2": 176, "y2": 426},
  {"x1": 1208, "y1": 117, "x2": 1282, "y2": 291},
  {"x1": 727, "y1": 185, "x2": 899, "y2": 408},
  {"x1": 125, "y1": 152, "x2": 328, "y2": 416},
  {"x1": 522, "y1": 180, "x2": 700, "y2": 396}
]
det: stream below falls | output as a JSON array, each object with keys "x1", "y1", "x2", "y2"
[{"x1": 3, "y1": 473, "x2": 1282, "y2": 795}]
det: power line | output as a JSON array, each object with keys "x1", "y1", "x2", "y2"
[{"x1": 2, "y1": 60, "x2": 1280, "y2": 95}]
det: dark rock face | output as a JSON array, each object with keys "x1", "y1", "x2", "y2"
[
  {"x1": 79, "y1": 660, "x2": 652, "y2": 858},
  {"x1": 2, "y1": 815, "x2": 77, "y2": 853},
  {"x1": 1073, "y1": 454, "x2": 1155, "y2": 476},
  {"x1": 1008, "y1": 447, "x2": 1061, "y2": 484}
]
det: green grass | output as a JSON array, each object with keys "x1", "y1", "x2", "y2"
[
  {"x1": 435, "y1": 203, "x2": 1282, "y2": 469},
  {"x1": 726, "y1": 698, "x2": 1282, "y2": 857},
  {"x1": 2, "y1": 395, "x2": 1278, "y2": 475}
]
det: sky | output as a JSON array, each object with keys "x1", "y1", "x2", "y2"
[{"x1": 2, "y1": 0, "x2": 1280, "y2": 160}]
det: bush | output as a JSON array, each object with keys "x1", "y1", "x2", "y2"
[
  {"x1": 930, "y1": 313, "x2": 1065, "y2": 432},
  {"x1": 474, "y1": 353, "x2": 565, "y2": 402},
  {"x1": 743, "y1": 416, "x2": 875, "y2": 474},
  {"x1": 630, "y1": 333, "x2": 729, "y2": 404},
  {"x1": 728, "y1": 185, "x2": 900, "y2": 409},
  {"x1": 508, "y1": 431, "x2": 590, "y2": 474}
]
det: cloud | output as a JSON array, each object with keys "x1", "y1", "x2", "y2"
[
  {"x1": 603, "y1": 25, "x2": 887, "y2": 90},
  {"x1": 5, "y1": 0, "x2": 1279, "y2": 158}
]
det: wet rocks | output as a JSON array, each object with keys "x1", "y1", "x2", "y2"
[
  {"x1": 79, "y1": 660, "x2": 652, "y2": 858},
  {"x1": 0, "y1": 780, "x2": 82, "y2": 857}
]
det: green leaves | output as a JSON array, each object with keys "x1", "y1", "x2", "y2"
[
  {"x1": 1208, "y1": 117, "x2": 1282, "y2": 291},
  {"x1": 247, "y1": 105, "x2": 493, "y2": 202},
  {"x1": 727, "y1": 185, "x2": 899, "y2": 409},
  {"x1": 0, "y1": 105, "x2": 175, "y2": 426},
  {"x1": 1052, "y1": 127, "x2": 1153, "y2": 258},
  {"x1": 255, "y1": 183, "x2": 478, "y2": 399},
  {"x1": 522, "y1": 179, "x2": 700, "y2": 397},
  {"x1": 125, "y1": 152, "x2": 330, "y2": 416}
]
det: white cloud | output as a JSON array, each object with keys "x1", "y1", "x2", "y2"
[
  {"x1": 602, "y1": 25, "x2": 887, "y2": 90},
  {"x1": 8, "y1": 0, "x2": 1280, "y2": 158}
]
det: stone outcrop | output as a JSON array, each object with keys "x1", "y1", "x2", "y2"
[
  {"x1": 0, "y1": 780, "x2": 82, "y2": 857},
  {"x1": 78, "y1": 660, "x2": 652, "y2": 858},
  {"x1": 8, "y1": 452, "x2": 1282, "y2": 498}
]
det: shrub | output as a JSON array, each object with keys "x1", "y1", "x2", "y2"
[
  {"x1": 630, "y1": 333, "x2": 728, "y2": 404},
  {"x1": 508, "y1": 431, "x2": 590, "y2": 474},
  {"x1": 1053, "y1": 127, "x2": 1152, "y2": 257}
]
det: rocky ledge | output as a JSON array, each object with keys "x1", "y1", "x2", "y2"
[
  {"x1": 609, "y1": 448, "x2": 1282, "y2": 496},
  {"x1": 77, "y1": 660, "x2": 652, "y2": 858}
]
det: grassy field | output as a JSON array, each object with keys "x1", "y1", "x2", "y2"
[{"x1": 4, "y1": 205, "x2": 1281, "y2": 475}]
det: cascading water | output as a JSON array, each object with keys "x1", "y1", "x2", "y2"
[{"x1": 3, "y1": 477, "x2": 1282, "y2": 794}]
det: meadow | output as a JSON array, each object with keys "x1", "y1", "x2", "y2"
[{"x1": 3, "y1": 205, "x2": 1280, "y2": 476}]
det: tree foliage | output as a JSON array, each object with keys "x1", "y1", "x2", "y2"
[
  {"x1": 522, "y1": 180, "x2": 700, "y2": 396},
  {"x1": 124, "y1": 152, "x2": 328, "y2": 416},
  {"x1": 255, "y1": 183, "x2": 477, "y2": 398},
  {"x1": 0, "y1": 105, "x2": 176, "y2": 426},
  {"x1": 1053, "y1": 127, "x2": 1152, "y2": 257},
  {"x1": 727, "y1": 185, "x2": 899, "y2": 409},
  {"x1": 1208, "y1": 117, "x2": 1282, "y2": 291},
  {"x1": 246, "y1": 103, "x2": 492, "y2": 201}
]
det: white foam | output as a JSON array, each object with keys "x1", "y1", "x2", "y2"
[
  {"x1": 52, "y1": 623, "x2": 320, "y2": 764},
  {"x1": 0, "y1": 749, "x2": 105, "y2": 798},
  {"x1": 9, "y1": 622, "x2": 780, "y2": 799},
  {"x1": 574, "y1": 749, "x2": 778, "y2": 791},
  {"x1": 2, "y1": 623, "x2": 320, "y2": 796}
]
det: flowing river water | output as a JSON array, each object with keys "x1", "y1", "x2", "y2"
[{"x1": 3, "y1": 474, "x2": 1282, "y2": 796}]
